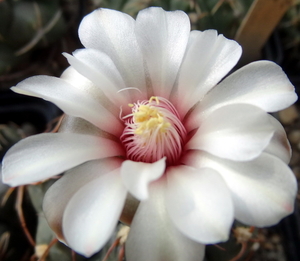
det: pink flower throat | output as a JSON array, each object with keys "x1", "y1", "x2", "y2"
[{"x1": 121, "y1": 97, "x2": 187, "y2": 165}]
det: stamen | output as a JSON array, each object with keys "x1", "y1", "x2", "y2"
[{"x1": 120, "y1": 97, "x2": 186, "y2": 165}]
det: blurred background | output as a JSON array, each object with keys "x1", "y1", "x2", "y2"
[{"x1": 0, "y1": 0, "x2": 300, "y2": 260}]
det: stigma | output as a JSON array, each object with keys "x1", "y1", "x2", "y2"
[{"x1": 121, "y1": 96, "x2": 186, "y2": 165}]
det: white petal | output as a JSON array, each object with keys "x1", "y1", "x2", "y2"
[
  {"x1": 59, "y1": 115, "x2": 117, "y2": 141},
  {"x1": 183, "y1": 151, "x2": 297, "y2": 227},
  {"x1": 166, "y1": 166, "x2": 233, "y2": 244},
  {"x1": 135, "y1": 7, "x2": 190, "y2": 98},
  {"x1": 2, "y1": 133, "x2": 124, "y2": 186},
  {"x1": 186, "y1": 104, "x2": 274, "y2": 161},
  {"x1": 58, "y1": 115, "x2": 102, "y2": 136},
  {"x1": 202, "y1": 60, "x2": 297, "y2": 114},
  {"x1": 184, "y1": 30, "x2": 199, "y2": 49},
  {"x1": 176, "y1": 30, "x2": 241, "y2": 116},
  {"x1": 58, "y1": 115, "x2": 121, "y2": 148},
  {"x1": 120, "y1": 157, "x2": 166, "y2": 200},
  {"x1": 126, "y1": 179, "x2": 205, "y2": 261},
  {"x1": 264, "y1": 115, "x2": 291, "y2": 163},
  {"x1": 63, "y1": 169, "x2": 126, "y2": 257},
  {"x1": 60, "y1": 66, "x2": 118, "y2": 116},
  {"x1": 78, "y1": 8, "x2": 147, "y2": 97},
  {"x1": 64, "y1": 50, "x2": 131, "y2": 106},
  {"x1": 43, "y1": 158, "x2": 122, "y2": 240},
  {"x1": 12, "y1": 75, "x2": 123, "y2": 136}
]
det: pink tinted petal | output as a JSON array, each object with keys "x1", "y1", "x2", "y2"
[
  {"x1": 11, "y1": 76, "x2": 123, "y2": 136},
  {"x1": 126, "y1": 179, "x2": 205, "y2": 261},
  {"x1": 43, "y1": 158, "x2": 122, "y2": 240},
  {"x1": 186, "y1": 104, "x2": 274, "y2": 161},
  {"x1": 120, "y1": 157, "x2": 166, "y2": 200},
  {"x1": 166, "y1": 166, "x2": 233, "y2": 244},
  {"x1": 78, "y1": 8, "x2": 147, "y2": 97},
  {"x1": 183, "y1": 151, "x2": 297, "y2": 227},
  {"x1": 2, "y1": 133, "x2": 124, "y2": 186},
  {"x1": 135, "y1": 7, "x2": 190, "y2": 98},
  {"x1": 63, "y1": 169, "x2": 127, "y2": 257},
  {"x1": 202, "y1": 60, "x2": 297, "y2": 114},
  {"x1": 176, "y1": 30, "x2": 241, "y2": 117},
  {"x1": 264, "y1": 115, "x2": 291, "y2": 163},
  {"x1": 64, "y1": 50, "x2": 131, "y2": 106}
]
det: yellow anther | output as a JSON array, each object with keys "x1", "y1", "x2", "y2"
[
  {"x1": 132, "y1": 100, "x2": 170, "y2": 136},
  {"x1": 128, "y1": 103, "x2": 134, "y2": 107},
  {"x1": 149, "y1": 96, "x2": 159, "y2": 104},
  {"x1": 121, "y1": 96, "x2": 186, "y2": 165},
  {"x1": 146, "y1": 118, "x2": 157, "y2": 129},
  {"x1": 157, "y1": 114, "x2": 163, "y2": 123}
]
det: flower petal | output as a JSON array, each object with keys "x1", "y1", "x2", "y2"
[
  {"x1": 120, "y1": 157, "x2": 166, "y2": 200},
  {"x1": 43, "y1": 158, "x2": 122, "y2": 240},
  {"x1": 186, "y1": 61, "x2": 297, "y2": 131},
  {"x1": 135, "y1": 7, "x2": 190, "y2": 98},
  {"x1": 60, "y1": 66, "x2": 119, "y2": 117},
  {"x1": 183, "y1": 151, "x2": 297, "y2": 227},
  {"x1": 176, "y1": 30, "x2": 241, "y2": 116},
  {"x1": 2, "y1": 133, "x2": 124, "y2": 186},
  {"x1": 186, "y1": 104, "x2": 274, "y2": 161},
  {"x1": 186, "y1": 61, "x2": 297, "y2": 130},
  {"x1": 11, "y1": 75, "x2": 123, "y2": 136},
  {"x1": 58, "y1": 116, "x2": 127, "y2": 152},
  {"x1": 126, "y1": 179, "x2": 205, "y2": 261},
  {"x1": 63, "y1": 49, "x2": 131, "y2": 106},
  {"x1": 166, "y1": 166, "x2": 233, "y2": 244},
  {"x1": 63, "y1": 168, "x2": 127, "y2": 257},
  {"x1": 202, "y1": 60, "x2": 297, "y2": 114},
  {"x1": 59, "y1": 115, "x2": 117, "y2": 142},
  {"x1": 264, "y1": 115, "x2": 291, "y2": 163},
  {"x1": 78, "y1": 8, "x2": 147, "y2": 96}
]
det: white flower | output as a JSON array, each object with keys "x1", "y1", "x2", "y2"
[{"x1": 2, "y1": 7, "x2": 297, "y2": 260}]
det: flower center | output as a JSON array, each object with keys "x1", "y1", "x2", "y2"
[{"x1": 121, "y1": 96, "x2": 186, "y2": 165}]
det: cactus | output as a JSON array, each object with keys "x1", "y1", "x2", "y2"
[{"x1": 0, "y1": 0, "x2": 66, "y2": 75}]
